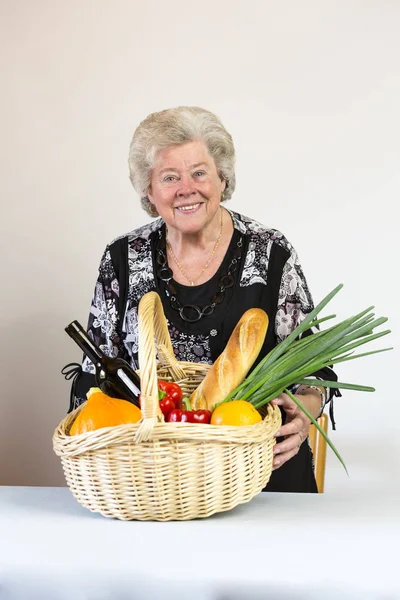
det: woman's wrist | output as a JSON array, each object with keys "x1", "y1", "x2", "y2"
[{"x1": 295, "y1": 385, "x2": 326, "y2": 420}]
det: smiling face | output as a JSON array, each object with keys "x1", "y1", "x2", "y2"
[{"x1": 147, "y1": 140, "x2": 226, "y2": 235}]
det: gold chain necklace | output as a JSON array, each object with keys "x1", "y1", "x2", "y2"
[{"x1": 166, "y1": 209, "x2": 223, "y2": 286}]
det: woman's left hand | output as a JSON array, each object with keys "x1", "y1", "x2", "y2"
[{"x1": 271, "y1": 392, "x2": 312, "y2": 470}]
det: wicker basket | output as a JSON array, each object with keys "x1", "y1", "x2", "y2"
[{"x1": 53, "y1": 292, "x2": 282, "y2": 521}]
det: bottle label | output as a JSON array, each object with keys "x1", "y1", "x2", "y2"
[{"x1": 117, "y1": 368, "x2": 140, "y2": 397}]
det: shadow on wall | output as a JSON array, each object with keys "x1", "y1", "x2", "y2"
[{"x1": 0, "y1": 313, "x2": 77, "y2": 486}]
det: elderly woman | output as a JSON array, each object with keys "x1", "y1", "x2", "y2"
[{"x1": 74, "y1": 106, "x2": 338, "y2": 493}]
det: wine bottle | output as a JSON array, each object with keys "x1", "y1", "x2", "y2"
[{"x1": 65, "y1": 320, "x2": 141, "y2": 406}]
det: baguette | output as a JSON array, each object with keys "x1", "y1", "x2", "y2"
[{"x1": 189, "y1": 308, "x2": 269, "y2": 411}]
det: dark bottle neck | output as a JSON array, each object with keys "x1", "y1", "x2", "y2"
[{"x1": 65, "y1": 321, "x2": 104, "y2": 365}]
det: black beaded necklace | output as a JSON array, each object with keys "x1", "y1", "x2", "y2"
[{"x1": 155, "y1": 228, "x2": 244, "y2": 323}]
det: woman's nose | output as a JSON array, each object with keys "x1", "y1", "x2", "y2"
[{"x1": 177, "y1": 174, "x2": 196, "y2": 197}]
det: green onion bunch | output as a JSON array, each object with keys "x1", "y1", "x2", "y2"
[{"x1": 224, "y1": 284, "x2": 392, "y2": 471}]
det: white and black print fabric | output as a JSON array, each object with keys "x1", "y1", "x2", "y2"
[
  {"x1": 77, "y1": 209, "x2": 338, "y2": 494},
  {"x1": 83, "y1": 210, "x2": 315, "y2": 373}
]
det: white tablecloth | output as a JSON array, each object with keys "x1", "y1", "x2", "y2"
[{"x1": 0, "y1": 486, "x2": 399, "y2": 600}]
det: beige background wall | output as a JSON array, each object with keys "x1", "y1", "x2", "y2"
[{"x1": 1, "y1": 0, "x2": 399, "y2": 491}]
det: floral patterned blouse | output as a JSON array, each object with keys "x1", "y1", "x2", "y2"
[
  {"x1": 82, "y1": 210, "x2": 317, "y2": 371},
  {"x1": 78, "y1": 209, "x2": 338, "y2": 493}
]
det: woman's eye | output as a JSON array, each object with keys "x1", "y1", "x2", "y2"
[
  {"x1": 163, "y1": 175, "x2": 176, "y2": 182},
  {"x1": 194, "y1": 171, "x2": 206, "y2": 177}
]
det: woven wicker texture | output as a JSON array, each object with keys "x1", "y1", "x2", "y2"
[{"x1": 53, "y1": 292, "x2": 282, "y2": 521}]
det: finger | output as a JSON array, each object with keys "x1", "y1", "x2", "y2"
[
  {"x1": 273, "y1": 445, "x2": 300, "y2": 470},
  {"x1": 273, "y1": 432, "x2": 303, "y2": 456},
  {"x1": 275, "y1": 416, "x2": 304, "y2": 438},
  {"x1": 271, "y1": 393, "x2": 292, "y2": 408},
  {"x1": 271, "y1": 393, "x2": 287, "y2": 405}
]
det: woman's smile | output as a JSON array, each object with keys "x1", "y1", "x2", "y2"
[{"x1": 175, "y1": 202, "x2": 203, "y2": 213}]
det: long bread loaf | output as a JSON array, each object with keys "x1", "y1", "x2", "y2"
[{"x1": 189, "y1": 308, "x2": 269, "y2": 411}]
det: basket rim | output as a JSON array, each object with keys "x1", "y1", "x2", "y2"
[{"x1": 53, "y1": 402, "x2": 282, "y2": 458}]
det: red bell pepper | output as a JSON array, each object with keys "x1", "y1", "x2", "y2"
[
  {"x1": 167, "y1": 398, "x2": 212, "y2": 424},
  {"x1": 159, "y1": 396, "x2": 176, "y2": 419},
  {"x1": 139, "y1": 381, "x2": 184, "y2": 419},
  {"x1": 158, "y1": 380, "x2": 183, "y2": 410},
  {"x1": 167, "y1": 408, "x2": 194, "y2": 422},
  {"x1": 192, "y1": 409, "x2": 212, "y2": 424}
]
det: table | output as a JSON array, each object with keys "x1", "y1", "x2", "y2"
[{"x1": 0, "y1": 486, "x2": 399, "y2": 600}]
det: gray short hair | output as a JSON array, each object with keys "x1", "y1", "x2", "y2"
[{"x1": 128, "y1": 106, "x2": 236, "y2": 216}]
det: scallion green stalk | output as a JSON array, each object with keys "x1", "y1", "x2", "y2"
[{"x1": 218, "y1": 284, "x2": 392, "y2": 472}]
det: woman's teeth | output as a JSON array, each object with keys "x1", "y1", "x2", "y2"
[{"x1": 177, "y1": 203, "x2": 200, "y2": 212}]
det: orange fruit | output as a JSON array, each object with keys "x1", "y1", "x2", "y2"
[{"x1": 210, "y1": 400, "x2": 262, "y2": 427}]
